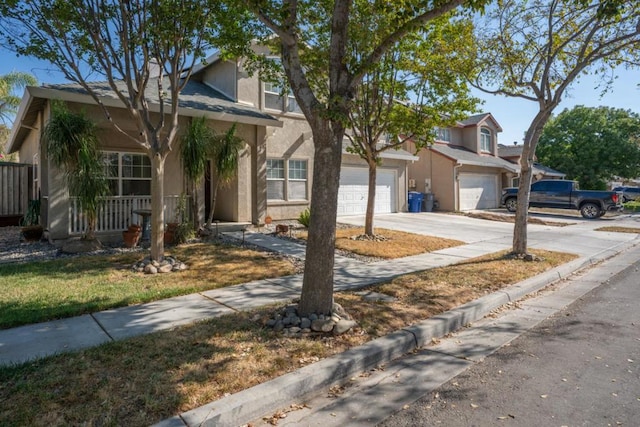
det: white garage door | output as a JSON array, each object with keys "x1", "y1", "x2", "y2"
[
  {"x1": 459, "y1": 173, "x2": 499, "y2": 211},
  {"x1": 337, "y1": 167, "x2": 396, "y2": 216}
]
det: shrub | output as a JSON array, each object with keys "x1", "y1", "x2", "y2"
[{"x1": 298, "y1": 208, "x2": 311, "y2": 228}]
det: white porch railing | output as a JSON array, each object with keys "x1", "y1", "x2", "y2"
[{"x1": 69, "y1": 195, "x2": 189, "y2": 235}]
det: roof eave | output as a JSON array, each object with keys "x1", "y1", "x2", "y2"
[{"x1": 6, "y1": 87, "x2": 35, "y2": 154}]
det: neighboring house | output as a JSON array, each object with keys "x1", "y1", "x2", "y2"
[
  {"x1": 405, "y1": 113, "x2": 519, "y2": 211},
  {"x1": 6, "y1": 52, "x2": 418, "y2": 243},
  {"x1": 498, "y1": 142, "x2": 566, "y2": 186}
]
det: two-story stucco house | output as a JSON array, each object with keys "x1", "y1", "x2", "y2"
[
  {"x1": 6, "y1": 52, "x2": 418, "y2": 243},
  {"x1": 405, "y1": 113, "x2": 519, "y2": 211}
]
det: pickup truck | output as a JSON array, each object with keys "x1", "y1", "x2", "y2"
[{"x1": 500, "y1": 180, "x2": 623, "y2": 219}]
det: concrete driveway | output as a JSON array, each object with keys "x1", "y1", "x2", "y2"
[{"x1": 338, "y1": 212, "x2": 640, "y2": 257}]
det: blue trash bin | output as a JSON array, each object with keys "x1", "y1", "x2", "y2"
[{"x1": 408, "y1": 191, "x2": 423, "y2": 213}]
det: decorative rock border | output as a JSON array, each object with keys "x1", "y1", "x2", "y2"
[
  {"x1": 266, "y1": 303, "x2": 358, "y2": 337},
  {"x1": 132, "y1": 256, "x2": 188, "y2": 274}
]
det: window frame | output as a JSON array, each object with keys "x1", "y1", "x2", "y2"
[
  {"x1": 101, "y1": 151, "x2": 152, "y2": 196},
  {"x1": 266, "y1": 158, "x2": 309, "y2": 202},
  {"x1": 480, "y1": 128, "x2": 492, "y2": 152}
]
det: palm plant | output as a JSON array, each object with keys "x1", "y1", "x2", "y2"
[
  {"x1": 206, "y1": 123, "x2": 244, "y2": 228},
  {"x1": 0, "y1": 71, "x2": 37, "y2": 125},
  {"x1": 180, "y1": 116, "x2": 213, "y2": 228},
  {"x1": 43, "y1": 101, "x2": 108, "y2": 240}
]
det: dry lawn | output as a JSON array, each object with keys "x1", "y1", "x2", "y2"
[
  {"x1": 0, "y1": 249, "x2": 577, "y2": 426},
  {"x1": 297, "y1": 227, "x2": 464, "y2": 259},
  {"x1": 595, "y1": 226, "x2": 640, "y2": 234}
]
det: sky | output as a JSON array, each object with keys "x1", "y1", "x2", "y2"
[{"x1": 2, "y1": 48, "x2": 639, "y2": 145}]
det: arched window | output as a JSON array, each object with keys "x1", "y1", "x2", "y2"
[{"x1": 480, "y1": 128, "x2": 491, "y2": 152}]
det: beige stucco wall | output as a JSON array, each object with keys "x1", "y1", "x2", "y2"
[{"x1": 201, "y1": 60, "x2": 238, "y2": 101}]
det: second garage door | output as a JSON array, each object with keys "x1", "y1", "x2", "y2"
[
  {"x1": 459, "y1": 173, "x2": 499, "y2": 211},
  {"x1": 337, "y1": 167, "x2": 396, "y2": 216}
]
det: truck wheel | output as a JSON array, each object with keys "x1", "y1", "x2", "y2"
[
  {"x1": 505, "y1": 197, "x2": 517, "y2": 213},
  {"x1": 580, "y1": 203, "x2": 601, "y2": 219}
]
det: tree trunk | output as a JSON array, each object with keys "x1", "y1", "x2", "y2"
[
  {"x1": 512, "y1": 109, "x2": 552, "y2": 255},
  {"x1": 150, "y1": 152, "x2": 166, "y2": 262},
  {"x1": 364, "y1": 160, "x2": 377, "y2": 236},
  {"x1": 297, "y1": 122, "x2": 344, "y2": 317}
]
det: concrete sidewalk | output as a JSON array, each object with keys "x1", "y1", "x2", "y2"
[
  {"x1": 0, "y1": 223, "x2": 638, "y2": 426},
  {"x1": 0, "y1": 231, "x2": 512, "y2": 366}
]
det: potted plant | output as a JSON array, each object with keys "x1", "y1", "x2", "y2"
[
  {"x1": 123, "y1": 224, "x2": 142, "y2": 248},
  {"x1": 20, "y1": 199, "x2": 43, "y2": 241}
]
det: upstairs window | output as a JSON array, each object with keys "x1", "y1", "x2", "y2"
[
  {"x1": 434, "y1": 127, "x2": 451, "y2": 142},
  {"x1": 480, "y1": 128, "x2": 492, "y2": 152}
]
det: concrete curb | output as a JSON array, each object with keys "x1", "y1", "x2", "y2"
[{"x1": 155, "y1": 238, "x2": 639, "y2": 427}]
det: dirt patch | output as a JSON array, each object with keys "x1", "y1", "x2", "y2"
[{"x1": 464, "y1": 211, "x2": 572, "y2": 226}]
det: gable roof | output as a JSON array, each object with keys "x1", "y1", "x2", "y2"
[
  {"x1": 459, "y1": 112, "x2": 503, "y2": 132},
  {"x1": 430, "y1": 143, "x2": 518, "y2": 173},
  {"x1": 497, "y1": 144, "x2": 523, "y2": 158},
  {"x1": 8, "y1": 77, "x2": 281, "y2": 154},
  {"x1": 533, "y1": 162, "x2": 566, "y2": 178}
]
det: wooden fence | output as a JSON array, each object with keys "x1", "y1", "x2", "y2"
[{"x1": 0, "y1": 162, "x2": 30, "y2": 225}]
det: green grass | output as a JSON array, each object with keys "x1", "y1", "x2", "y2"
[
  {"x1": 0, "y1": 243, "x2": 296, "y2": 329},
  {"x1": 623, "y1": 201, "x2": 640, "y2": 212}
]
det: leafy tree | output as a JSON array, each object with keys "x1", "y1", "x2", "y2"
[
  {"x1": 0, "y1": 71, "x2": 37, "y2": 125},
  {"x1": 43, "y1": 102, "x2": 109, "y2": 241},
  {"x1": 471, "y1": 0, "x2": 640, "y2": 256},
  {"x1": 242, "y1": 0, "x2": 487, "y2": 316},
  {"x1": 0, "y1": 0, "x2": 259, "y2": 262},
  {"x1": 537, "y1": 106, "x2": 640, "y2": 190},
  {"x1": 345, "y1": 13, "x2": 478, "y2": 236}
]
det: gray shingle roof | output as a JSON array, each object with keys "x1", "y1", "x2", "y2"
[
  {"x1": 430, "y1": 144, "x2": 518, "y2": 172},
  {"x1": 43, "y1": 77, "x2": 278, "y2": 124}
]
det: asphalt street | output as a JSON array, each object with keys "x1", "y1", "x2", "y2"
[{"x1": 379, "y1": 255, "x2": 640, "y2": 426}]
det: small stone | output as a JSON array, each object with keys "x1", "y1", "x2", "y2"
[
  {"x1": 151, "y1": 260, "x2": 160, "y2": 268},
  {"x1": 158, "y1": 264, "x2": 173, "y2": 273},
  {"x1": 301, "y1": 328, "x2": 311, "y2": 334},
  {"x1": 178, "y1": 263, "x2": 188, "y2": 270},
  {"x1": 300, "y1": 318, "x2": 311, "y2": 329},
  {"x1": 332, "y1": 302, "x2": 350, "y2": 319},
  {"x1": 273, "y1": 321, "x2": 285, "y2": 332},
  {"x1": 266, "y1": 319, "x2": 276, "y2": 327},
  {"x1": 333, "y1": 319, "x2": 358, "y2": 335},
  {"x1": 285, "y1": 304, "x2": 298, "y2": 314},
  {"x1": 330, "y1": 314, "x2": 341, "y2": 323},
  {"x1": 288, "y1": 327, "x2": 301, "y2": 334},
  {"x1": 282, "y1": 317, "x2": 292, "y2": 326},
  {"x1": 309, "y1": 313, "x2": 318, "y2": 321},
  {"x1": 144, "y1": 264, "x2": 158, "y2": 274},
  {"x1": 311, "y1": 319, "x2": 335, "y2": 332}
]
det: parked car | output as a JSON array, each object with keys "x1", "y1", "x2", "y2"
[
  {"x1": 612, "y1": 186, "x2": 640, "y2": 202},
  {"x1": 501, "y1": 180, "x2": 623, "y2": 219}
]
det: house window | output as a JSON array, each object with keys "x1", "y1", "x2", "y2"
[
  {"x1": 288, "y1": 159, "x2": 307, "y2": 200},
  {"x1": 266, "y1": 159, "x2": 285, "y2": 200},
  {"x1": 264, "y1": 82, "x2": 285, "y2": 111},
  {"x1": 266, "y1": 158, "x2": 308, "y2": 201},
  {"x1": 480, "y1": 128, "x2": 492, "y2": 152},
  {"x1": 102, "y1": 152, "x2": 152, "y2": 196},
  {"x1": 434, "y1": 127, "x2": 451, "y2": 142}
]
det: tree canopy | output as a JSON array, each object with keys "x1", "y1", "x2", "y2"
[
  {"x1": 472, "y1": 0, "x2": 640, "y2": 255},
  {"x1": 537, "y1": 106, "x2": 640, "y2": 190}
]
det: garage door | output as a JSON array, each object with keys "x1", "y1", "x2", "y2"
[
  {"x1": 459, "y1": 173, "x2": 499, "y2": 211},
  {"x1": 337, "y1": 167, "x2": 396, "y2": 216}
]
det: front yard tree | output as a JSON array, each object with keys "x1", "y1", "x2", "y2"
[
  {"x1": 244, "y1": 0, "x2": 487, "y2": 316},
  {"x1": 537, "y1": 106, "x2": 640, "y2": 190},
  {"x1": 471, "y1": 0, "x2": 640, "y2": 256},
  {"x1": 0, "y1": 0, "x2": 257, "y2": 262},
  {"x1": 345, "y1": 14, "x2": 478, "y2": 236}
]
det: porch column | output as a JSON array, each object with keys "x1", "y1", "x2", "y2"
[{"x1": 252, "y1": 126, "x2": 267, "y2": 225}]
